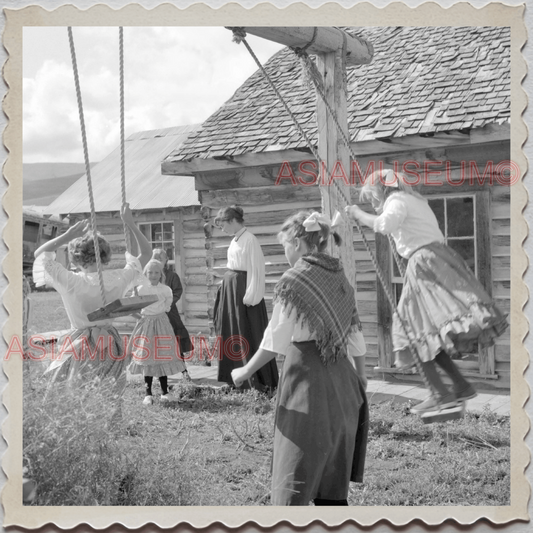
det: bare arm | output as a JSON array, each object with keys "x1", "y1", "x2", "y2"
[
  {"x1": 121, "y1": 203, "x2": 152, "y2": 268},
  {"x1": 345, "y1": 205, "x2": 378, "y2": 229},
  {"x1": 231, "y1": 348, "x2": 277, "y2": 387},
  {"x1": 34, "y1": 219, "x2": 89, "y2": 258}
]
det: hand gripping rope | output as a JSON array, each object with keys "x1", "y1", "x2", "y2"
[{"x1": 230, "y1": 28, "x2": 445, "y2": 407}]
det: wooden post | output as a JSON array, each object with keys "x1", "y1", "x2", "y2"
[{"x1": 315, "y1": 49, "x2": 357, "y2": 290}]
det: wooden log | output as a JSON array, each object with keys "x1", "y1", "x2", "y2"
[{"x1": 234, "y1": 27, "x2": 374, "y2": 66}]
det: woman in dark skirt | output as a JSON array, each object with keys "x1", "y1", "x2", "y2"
[
  {"x1": 213, "y1": 205, "x2": 279, "y2": 391},
  {"x1": 232, "y1": 211, "x2": 368, "y2": 505},
  {"x1": 346, "y1": 169, "x2": 508, "y2": 415}
]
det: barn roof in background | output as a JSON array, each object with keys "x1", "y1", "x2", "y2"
[
  {"x1": 45, "y1": 125, "x2": 200, "y2": 215},
  {"x1": 165, "y1": 26, "x2": 510, "y2": 164}
]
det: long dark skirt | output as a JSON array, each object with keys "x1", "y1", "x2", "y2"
[
  {"x1": 271, "y1": 341, "x2": 368, "y2": 505},
  {"x1": 213, "y1": 269, "x2": 278, "y2": 390},
  {"x1": 394, "y1": 242, "x2": 508, "y2": 368},
  {"x1": 167, "y1": 307, "x2": 192, "y2": 355}
]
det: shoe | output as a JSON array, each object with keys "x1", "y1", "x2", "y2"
[
  {"x1": 454, "y1": 386, "x2": 477, "y2": 402},
  {"x1": 142, "y1": 395, "x2": 153, "y2": 405},
  {"x1": 160, "y1": 394, "x2": 171, "y2": 402},
  {"x1": 182, "y1": 370, "x2": 192, "y2": 382},
  {"x1": 410, "y1": 394, "x2": 459, "y2": 415}
]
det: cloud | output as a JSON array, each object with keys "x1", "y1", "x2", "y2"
[{"x1": 23, "y1": 27, "x2": 284, "y2": 163}]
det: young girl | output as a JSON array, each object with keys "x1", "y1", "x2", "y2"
[
  {"x1": 33, "y1": 204, "x2": 152, "y2": 388},
  {"x1": 151, "y1": 248, "x2": 192, "y2": 381},
  {"x1": 232, "y1": 211, "x2": 368, "y2": 506},
  {"x1": 345, "y1": 169, "x2": 508, "y2": 414},
  {"x1": 127, "y1": 259, "x2": 187, "y2": 404},
  {"x1": 213, "y1": 205, "x2": 279, "y2": 391}
]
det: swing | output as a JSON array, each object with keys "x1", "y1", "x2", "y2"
[
  {"x1": 67, "y1": 27, "x2": 157, "y2": 322},
  {"x1": 231, "y1": 28, "x2": 463, "y2": 423}
]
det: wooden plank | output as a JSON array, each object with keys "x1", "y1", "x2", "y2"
[
  {"x1": 476, "y1": 191, "x2": 492, "y2": 294},
  {"x1": 238, "y1": 27, "x2": 373, "y2": 66}
]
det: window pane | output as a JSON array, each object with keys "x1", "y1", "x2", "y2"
[
  {"x1": 447, "y1": 197, "x2": 474, "y2": 237},
  {"x1": 23, "y1": 221, "x2": 40, "y2": 243},
  {"x1": 448, "y1": 238, "x2": 476, "y2": 272},
  {"x1": 139, "y1": 224, "x2": 150, "y2": 240},
  {"x1": 152, "y1": 224, "x2": 163, "y2": 242},
  {"x1": 428, "y1": 198, "x2": 445, "y2": 234},
  {"x1": 163, "y1": 222, "x2": 174, "y2": 241}
]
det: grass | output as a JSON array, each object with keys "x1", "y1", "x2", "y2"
[{"x1": 23, "y1": 290, "x2": 511, "y2": 506}]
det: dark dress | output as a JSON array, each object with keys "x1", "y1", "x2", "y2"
[
  {"x1": 214, "y1": 270, "x2": 279, "y2": 391},
  {"x1": 164, "y1": 268, "x2": 192, "y2": 355},
  {"x1": 271, "y1": 341, "x2": 368, "y2": 505}
]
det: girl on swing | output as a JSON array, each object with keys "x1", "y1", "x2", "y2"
[
  {"x1": 345, "y1": 169, "x2": 508, "y2": 414},
  {"x1": 33, "y1": 204, "x2": 152, "y2": 389},
  {"x1": 232, "y1": 211, "x2": 368, "y2": 506}
]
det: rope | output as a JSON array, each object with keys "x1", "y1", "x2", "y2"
[
  {"x1": 67, "y1": 27, "x2": 107, "y2": 307},
  {"x1": 233, "y1": 29, "x2": 441, "y2": 402},
  {"x1": 119, "y1": 27, "x2": 131, "y2": 254}
]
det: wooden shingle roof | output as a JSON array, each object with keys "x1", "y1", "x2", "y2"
[
  {"x1": 166, "y1": 26, "x2": 510, "y2": 164},
  {"x1": 45, "y1": 125, "x2": 200, "y2": 215}
]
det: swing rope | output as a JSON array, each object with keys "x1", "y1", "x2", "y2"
[
  {"x1": 232, "y1": 28, "x2": 440, "y2": 402},
  {"x1": 68, "y1": 26, "x2": 108, "y2": 307},
  {"x1": 119, "y1": 27, "x2": 132, "y2": 254}
]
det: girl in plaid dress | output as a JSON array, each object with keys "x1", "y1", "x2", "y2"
[{"x1": 232, "y1": 211, "x2": 368, "y2": 506}]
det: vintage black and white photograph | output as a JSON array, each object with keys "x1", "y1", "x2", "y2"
[{"x1": 1, "y1": 1, "x2": 529, "y2": 530}]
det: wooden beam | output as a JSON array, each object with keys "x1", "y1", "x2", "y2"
[{"x1": 229, "y1": 27, "x2": 373, "y2": 66}]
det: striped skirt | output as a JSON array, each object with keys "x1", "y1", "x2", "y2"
[{"x1": 393, "y1": 242, "x2": 508, "y2": 368}]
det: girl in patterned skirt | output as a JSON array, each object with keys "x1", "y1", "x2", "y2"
[{"x1": 127, "y1": 260, "x2": 187, "y2": 405}]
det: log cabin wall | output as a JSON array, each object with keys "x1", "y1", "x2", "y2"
[{"x1": 196, "y1": 138, "x2": 511, "y2": 390}]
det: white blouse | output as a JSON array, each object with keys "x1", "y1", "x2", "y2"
[
  {"x1": 260, "y1": 302, "x2": 366, "y2": 359},
  {"x1": 136, "y1": 282, "x2": 173, "y2": 316},
  {"x1": 226, "y1": 227, "x2": 266, "y2": 306},
  {"x1": 33, "y1": 251, "x2": 143, "y2": 329},
  {"x1": 373, "y1": 192, "x2": 444, "y2": 258}
]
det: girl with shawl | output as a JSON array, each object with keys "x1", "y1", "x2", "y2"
[
  {"x1": 33, "y1": 204, "x2": 152, "y2": 389},
  {"x1": 345, "y1": 169, "x2": 507, "y2": 415},
  {"x1": 232, "y1": 211, "x2": 368, "y2": 506},
  {"x1": 213, "y1": 205, "x2": 279, "y2": 391}
]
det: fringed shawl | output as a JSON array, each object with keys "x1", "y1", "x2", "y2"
[{"x1": 274, "y1": 252, "x2": 359, "y2": 365}]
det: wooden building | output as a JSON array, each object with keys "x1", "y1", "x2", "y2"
[
  {"x1": 162, "y1": 27, "x2": 512, "y2": 390},
  {"x1": 44, "y1": 125, "x2": 209, "y2": 336}
]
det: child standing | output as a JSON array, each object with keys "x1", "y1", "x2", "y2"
[
  {"x1": 127, "y1": 260, "x2": 187, "y2": 405},
  {"x1": 345, "y1": 169, "x2": 508, "y2": 414},
  {"x1": 232, "y1": 211, "x2": 368, "y2": 506},
  {"x1": 151, "y1": 248, "x2": 192, "y2": 380}
]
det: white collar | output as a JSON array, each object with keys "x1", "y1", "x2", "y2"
[{"x1": 233, "y1": 227, "x2": 247, "y2": 242}]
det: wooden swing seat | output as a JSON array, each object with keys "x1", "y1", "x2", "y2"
[{"x1": 87, "y1": 294, "x2": 158, "y2": 322}]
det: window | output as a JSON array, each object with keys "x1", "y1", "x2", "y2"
[
  {"x1": 428, "y1": 195, "x2": 476, "y2": 275},
  {"x1": 138, "y1": 221, "x2": 176, "y2": 268},
  {"x1": 23, "y1": 221, "x2": 40, "y2": 244}
]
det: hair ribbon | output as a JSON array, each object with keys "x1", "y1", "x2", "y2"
[
  {"x1": 382, "y1": 169, "x2": 399, "y2": 188},
  {"x1": 303, "y1": 212, "x2": 331, "y2": 232}
]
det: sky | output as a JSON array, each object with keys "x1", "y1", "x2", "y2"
[{"x1": 23, "y1": 27, "x2": 284, "y2": 164}]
